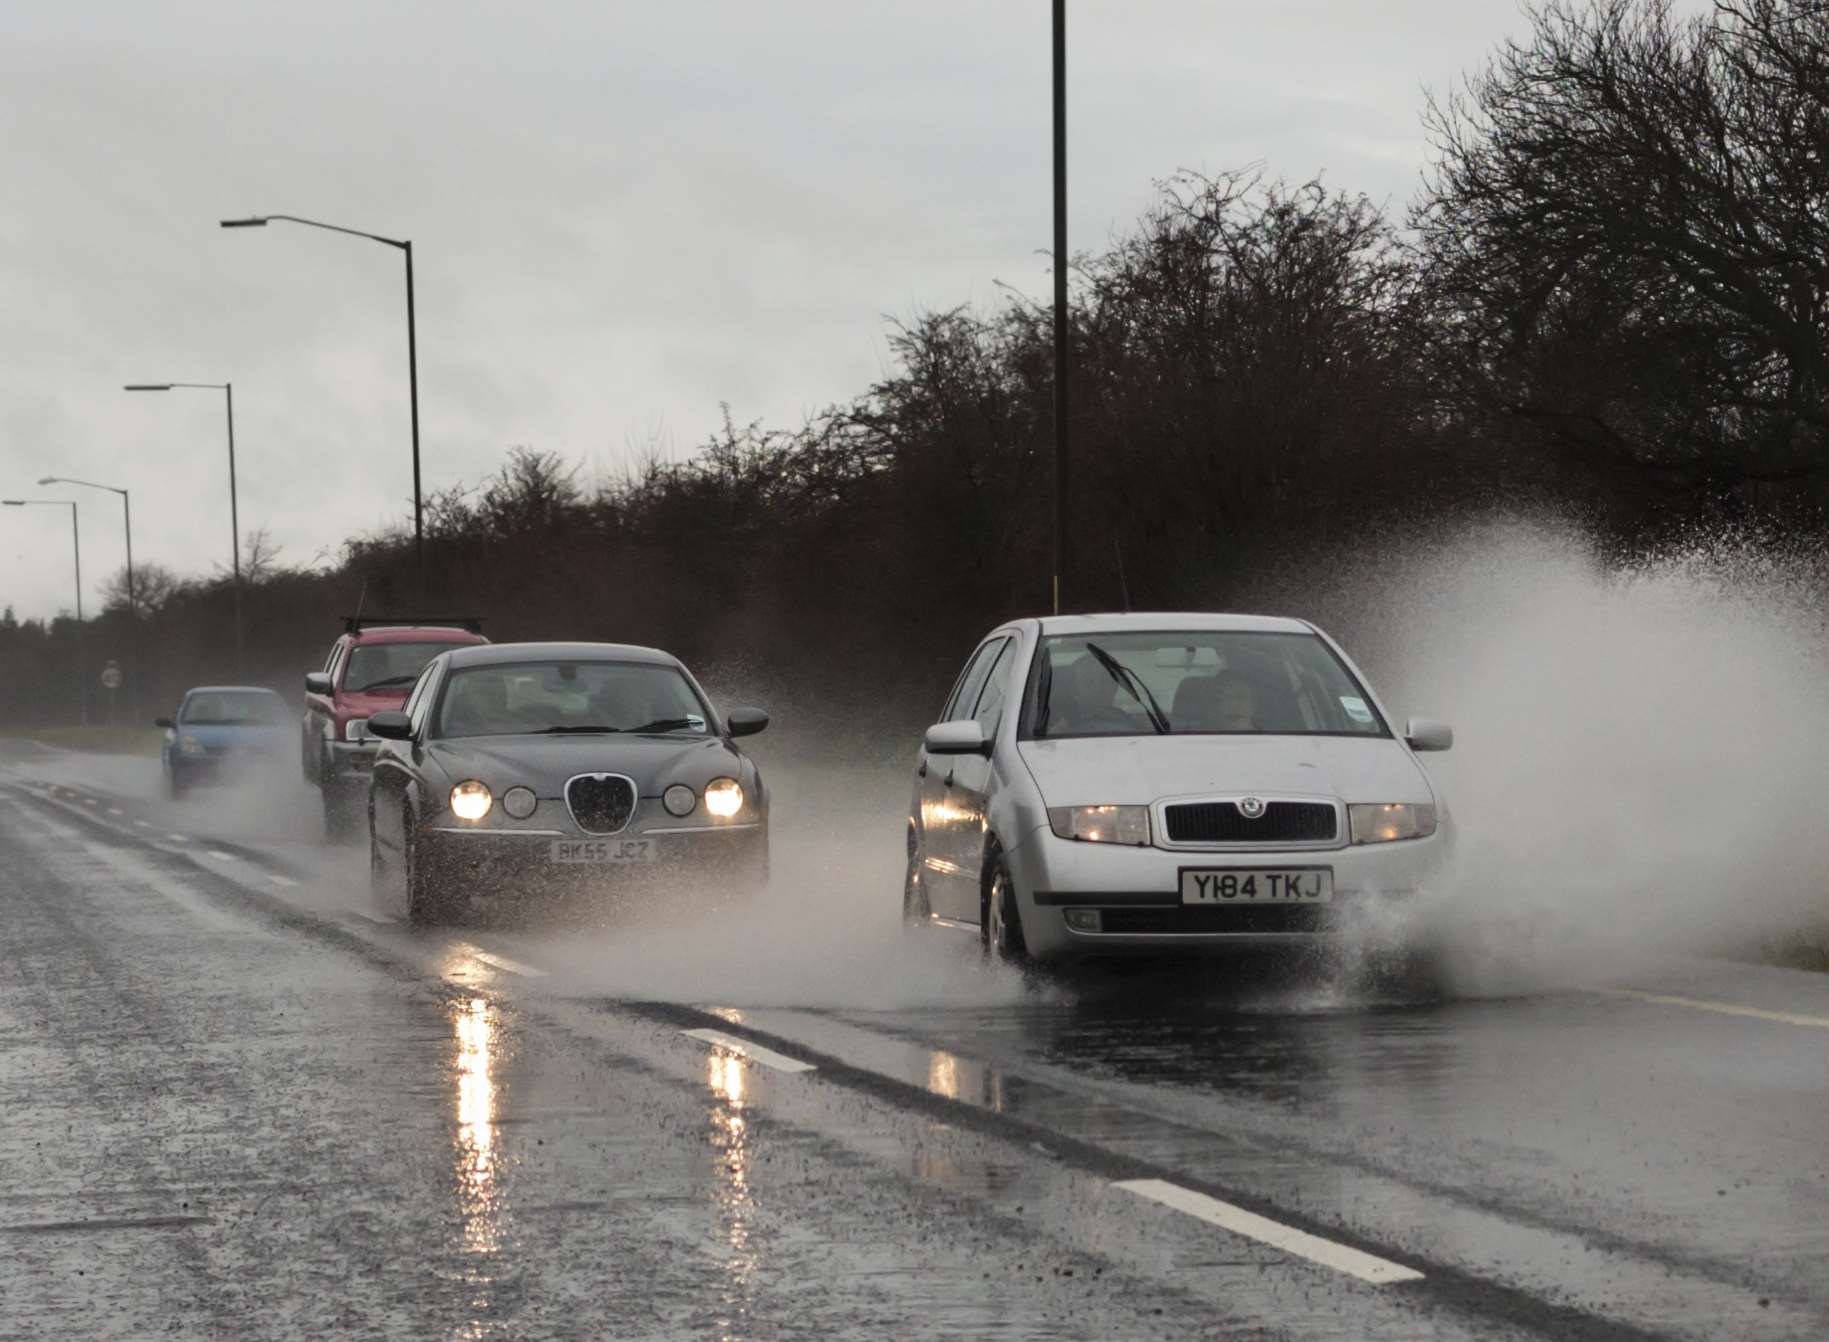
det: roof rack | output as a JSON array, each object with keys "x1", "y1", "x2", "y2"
[{"x1": 343, "y1": 614, "x2": 485, "y2": 635}]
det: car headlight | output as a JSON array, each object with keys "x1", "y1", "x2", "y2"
[
  {"x1": 663, "y1": 784, "x2": 697, "y2": 817},
  {"x1": 1349, "y1": 803, "x2": 1436, "y2": 844},
  {"x1": 501, "y1": 786, "x2": 537, "y2": 820},
  {"x1": 450, "y1": 780, "x2": 493, "y2": 822},
  {"x1": 703, "y1": 777, "x2": 743, "y2": 818},
  {"x1": 344, "y1": 718, "x2": 370, "y2": 742},
  {"x1": 178, "y1": 735, "x2": 205, "y2": 756},
  {"x1": 1047, "y1": 804, "x2": 1150, "y2": 845}
]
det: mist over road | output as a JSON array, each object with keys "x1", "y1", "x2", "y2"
[{"x1": 2, "y1": 741, "x2": 1825, "y2": 1340}]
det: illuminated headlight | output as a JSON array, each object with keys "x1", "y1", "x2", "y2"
[
  {"x1": 663, "y1": 784, "x2": 697, "y2": 817},
  {"x1": 1047, "y1": 804, "x2": 1150, "y2": 845},
  {"x1": 1349, "y1": 803, "x2": 1437, "y2": 844},
  {"x1": 450, "y1": 780, "x2": 493, "y2": 822},
  {"x1": 344, "y1": 718, "x2": 370, "y2": 742},
  {"x1": 178, "y1": 735, "x2": 206, "y2": 756},
  {"x1": 703, "y1": 777, "x2": 743, "y2": 818},
  {"x1": 501, "y1": 786, "x2": 537, "y2": 820}
]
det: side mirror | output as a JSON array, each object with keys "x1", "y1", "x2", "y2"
[
  {"x1": 924, "y1": 721, "x2": 991, "y2": 756},
  {"x1": 366, "y1": 710, "x2": 413, "y2": 741},
  {"x1": 305, "y1": 672, "x2": 333, "y2": 696},
  {"x1": 725, "y1": 706, "x2": 769, "y2": 738},
  {"x1": 1405, "y1": 718, "x2": 1453, "y2": 752},
  {"x1": 154, "y1": 716, "x2": 175, "y2": 730}
]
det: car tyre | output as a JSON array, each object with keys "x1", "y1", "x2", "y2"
[
  {"x1": 982, "y1": 849, "x2": 1027, "y2": 964},
  {"x1": 402, "y1": 807, "x2": 449, "y2": 926}
]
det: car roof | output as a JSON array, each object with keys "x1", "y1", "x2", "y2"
[
  {"x1": 440, "y1": 641, "x2": 681, "y2": 669},
  {"x1": 347, "y1": 626, "x2": 488, "y2": 646},
  {"x1": 1032, "y1": 611, "x2": 1316, "y2": 636},
  {"x1": 183, "y1": 685, "x2": 284, "y2": 696}
]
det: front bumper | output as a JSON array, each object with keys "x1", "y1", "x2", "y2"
[
  {"x1": 171, "y1": 750, "x2": 286, "y2": 786},
  {"x1": 325, "y1": 740, "x2": 378, "y2": 785},
  {"x1": 415, "y1": 818, "x2": 768, "y2": 899},
  {"x1": 1004, "y1": 824, "x2": 1449, "y2": 960}
]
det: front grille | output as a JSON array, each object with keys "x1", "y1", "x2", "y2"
[
  {"x1": 564, "y1": 774, "x2": 636, "y2": 835},
  {"x1": 1098, "y1": 904, "x2": 1332, "y2": 934},
  {"x1": 1163, "y1": 800, "x2": 1337, "y2": 844}
]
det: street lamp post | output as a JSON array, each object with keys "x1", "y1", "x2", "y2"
[
  {"x1": 125, "y1": 382, "x2": 243, "y2": 678},
  {"x1": 39, "y1": 475, "x2": 133, "y2": 715},
  {"x1": 1052, "y1": 0, "x2": 1069, "y2": 616},
  {"x1": 4, "y1": 499, "x2": 84, "y2": 724},
  {"x1": 220, "y1": 214, "x2": 423, "y2": 595}
]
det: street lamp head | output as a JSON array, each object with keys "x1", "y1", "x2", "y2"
[
  {"x1": 2, "y1": 500, "x2": 24, "y2": 507},
  {"x1": 123, "y1": 384, "x2": 172, "y2": 392},
  {"x1": 219, "y1": 217, "x2": 268, "y2": 228},
  {"x1": 37, "y1": 477, "x2": 59, "y2": 486}
]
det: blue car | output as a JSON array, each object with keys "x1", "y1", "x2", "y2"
[{"x1": 156, "y1": 686, "x2": 293, "y2": 799}]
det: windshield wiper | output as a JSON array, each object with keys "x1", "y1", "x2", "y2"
[
  {"x1": 352, "y1": 673, "x2": 422, "y2": 690},
  {"x1": 533, "y1": 724, "x2": 623, "y2": 734},
  {"x1": 624, "y1": 718, "x2": 702, "y2": 734},
  {"x1": 1084, "y1": 642, "x2": 1169, "y2": 734}
]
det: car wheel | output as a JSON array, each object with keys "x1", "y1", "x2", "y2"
[
  {"x1": 982, "y1": 849, "x2": 1027, "y2": 964},
  {"x1": 902, "y1": 824, "x2": 930, "y2": 927},
  {"x1": 403, "y1": 808, "x2": 446, "y2": 926}
]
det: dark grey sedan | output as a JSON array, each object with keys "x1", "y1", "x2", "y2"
[{"x1": 365, "y1": 641, "x2": 769, "y2": 923}]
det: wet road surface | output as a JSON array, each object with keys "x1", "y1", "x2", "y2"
[{"x1": 2, "y1": 742, "x2": 1825, "y2": 1340}]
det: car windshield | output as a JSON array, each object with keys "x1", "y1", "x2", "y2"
[
  {"x1": 1027, "y1": 631, "x2": 1388, "y2": 739},
  {"x1": 344, "y1": 641, "x2": 473, "y2": 692},
  {"x1": 433, "y1": 661, "x2": 713, "y2": 740},
  {"x1": 180, "y1": 691, "x2": 289, "y2": 726}
]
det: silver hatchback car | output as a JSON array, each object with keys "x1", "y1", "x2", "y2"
[{"x1": 902, "y1": 613, "x2": 1453, "y2": 962}]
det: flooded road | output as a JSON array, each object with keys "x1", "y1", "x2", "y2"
[{"x1": 2, "y1": 743, "x2": 1825, "y2": 1340}]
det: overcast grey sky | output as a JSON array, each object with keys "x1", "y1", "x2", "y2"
[{"x1": 0, "y1": 0, "x2": 1532, "y2": 621}]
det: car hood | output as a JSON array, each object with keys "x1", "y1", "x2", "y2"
[
  {"x1": 425, "y1": 734, "x2": 747, "y2": 796},
  {"x1": 1015, "y1": 734, "x2": 1435, "y2": 806},
  {"x1": 336, "y1": 687, "x2": 411, "y2": 717}
]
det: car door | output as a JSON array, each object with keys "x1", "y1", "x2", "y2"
[
  {"x1": 930, "y1": 636, "x2": 1017, "y2": 921},
  {"x1": 916, "y1": 637, "x2": 1007, "y2": 920}
]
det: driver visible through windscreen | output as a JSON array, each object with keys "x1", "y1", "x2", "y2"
[
  {"x1": 1029, "y1": 631, "x2": 1388, "y2": 738},
  {"x1": 435, "y1": 662, "x2": 713, "y2": 739}
]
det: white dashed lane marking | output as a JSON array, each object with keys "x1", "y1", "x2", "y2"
[
  {"x1": 1114, "y1": 1179, "x2": 1425, "y2": 1286},
  {"x1": 1602, "y1": 988, "x2": 1829, "y2": 1031},
  {"x1": 205, "y1": 850, "x2": 237, "y2": 862},
  {"x1": 134, "y1": 820, "x2": 151, "y2": 829},
  {"x1": 107, "y1": 807, "x2": 123, "y2": 816},
  {"x1": 683, "y1": 1028, "x2": 816, "y2": 1074},
  {"x1": 265, "y1": 873, "x2": 299, "y2": 889},
  {"x1": 166, "y1": 834, "x2": 188, "y2": 843},
  {"x1": 456, "y1": 945, "x2": 547, "y2": 979}
]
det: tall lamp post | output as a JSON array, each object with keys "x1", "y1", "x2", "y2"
[
  {"x1": 125, "y1": 382, "x2": 243, "y2": 678},
  {"x1": 1051, "y1": 0, "x2": 1069, "y2": 616},
  {"x1": 4, "y1": 499, "x2": 84, "y2": 724},
  {"x1": 219, "y1": 213, "x2": 423, "y2": 594},
  {"x1": 39, "y1": 475, "x2": 133, "y2": 715}
]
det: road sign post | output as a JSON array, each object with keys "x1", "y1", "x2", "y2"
[{"x1": 101, "y1": 660, "x2": 123, "y2": 728}]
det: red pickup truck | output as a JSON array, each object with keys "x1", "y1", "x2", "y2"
[{"x1": 302, "y1": 617, "x2": 488, "y2": 838}]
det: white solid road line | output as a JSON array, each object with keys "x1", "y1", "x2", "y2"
[
  {"x1": 1603, "y1": 987, "x2": 1829, "y2": 1031},
  {"x1": 683, "y1": 1028, "x2": 817, "y2": 1075},
  {"x1": 463, "y1": 946, "x2": 548, "y2": 979},
  {"x1": 1115, "y1": 1179, "x2": 1425, "y2": 1286}
]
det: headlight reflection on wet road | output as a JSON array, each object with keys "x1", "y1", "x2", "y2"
[
  {"x1": 452, "y1": 996, "x2": 502, "y2": 1263},
  {"x1": 706, "y1": 1047, "x2": 757, "y2": 1338}
]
